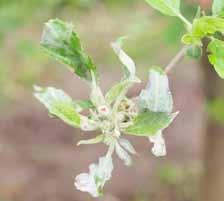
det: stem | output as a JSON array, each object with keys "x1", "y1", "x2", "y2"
[
  {"x1": 165, "y1": 45, "x2": 188, "y2": 74},
  {"x1": 177, "y1": 14, "x2": 192, "y2": 31}
]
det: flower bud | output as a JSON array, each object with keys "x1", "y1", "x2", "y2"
[{"x1": 98, "y1": 105, "x2": 110, "y2": 116}]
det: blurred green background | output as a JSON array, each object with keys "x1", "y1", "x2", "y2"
[{"x1": 1, "y1": 1, "x2": 223, "y2": 201}]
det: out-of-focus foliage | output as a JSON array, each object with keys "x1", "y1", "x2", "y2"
[
  {"x1": 207, "y1": 98, "x2": 224, "y2": 123},
  {"x1": 0, "y1": 0, "x2": 197, "y2": 108}
]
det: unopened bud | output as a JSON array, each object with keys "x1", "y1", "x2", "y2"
[{"x1": 98, "y1": 105, "x2": 110, "y2": 116}]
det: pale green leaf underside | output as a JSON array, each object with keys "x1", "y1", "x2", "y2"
[
  {"x1": 145, "y1": 0, "x2": 180, "y2": 16},
  {"x1": 41, "y1": 19, "x2": 98, "y2": 82},
  {"x1": 124, "y1": 111, "x2": 178, "y2": 137},
  {"x1": 208, "y1": 39, "x2": 224, "y2": 79},
  {"x1": 34, "y1": 86, "x2": 81, "y2": 127},
  {"x1": 182, "y1": 16, "x2": 224, "y2": 45},
  {"x1": 212, "y1": 0, "x2": 224, "y2": 17},
  {"x1": 77, "y1": 135, "x2": 104, "y2": 146},
  {"x1": 111, "y1": 38, "x2": 136, "y2": 78}
]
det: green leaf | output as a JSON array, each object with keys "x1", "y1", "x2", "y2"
[
  {"x1": 182, "y1": 16, "x2": 224, "y2": 45},
  {"x1": 207, "y1": 39, "x2": 224, "y2": 79},
  {"x1": 124, "y1": 111, "x2": 178, "y2": 137},
  {"x1": 41, "y1": 19, "x2": 98, "y2": 82},
  {"x1": 186, "y1": 45, "x2": 202, "y2": 59},
  {"x1": 34, "y1": 86, "x2": 81, "y2": 127},
  {"x1": 105, "y1": 77, "x2": 140, "y2": 105},
  {"x1": 75, "y1": 100, "x2": 94, "y2": 111},
  {"x1": 138, "y1": 66, "x2": 173, "y2": 113},
  {"x1": 212, "y1": 0, "x2": 224, "y2": 17},
  {"x1": 145, "y1": 0, "x2": 180, "y2": 17}
]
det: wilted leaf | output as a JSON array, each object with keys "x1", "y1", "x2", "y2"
[
  {"x1": 207, "y1": 39, "x2": 224, "y2": 79},
  {"x1": 75, "y1": 155, "x2": 113, "y2": 197},
  {"x1": 41, "y1": 19, "x2": 98, "y2": 82}
]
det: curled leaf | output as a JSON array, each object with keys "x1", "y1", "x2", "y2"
[
  {"x1": 111, "y1": 38, "x2": 136, "y2": 78},
  {"x1": 77, "y1": 135, "x2": 104, "y2": 146},
  {"x1": 149, "y1": 130, "x2": 166, "y2": 157},
  {"x1": 138, "y1": 66, "x2": 173, "y2": 113},
  {"x1": 74, "y1": 155, "x2": 113, "y2": 197},
  {"x1": 115, "y1": 143, "x2": 132, "y2": 166},
  {"x1": 119, "y1": 138, "x2": 137, "y2": 155}
]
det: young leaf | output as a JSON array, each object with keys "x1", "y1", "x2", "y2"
[
  {"x1": 105, "y1": 77, "x2": 140, "y2": 105},
  {"x1": 77, "y1": 135, "x2": 104, "y2": 146},
  {"x1": 34, "y1": 86, "x2": 81, "y2": 127},
  {"x1": 111, "y1": 38, "x2": 136, "y2": 78},
  {"x1": 138, "y1": 66, "x2": 173, "y2": 113},
  {"x1": 182, "y1": 16, "x2": 224, "y2": 45},
  {"x1": 145, "y1": 0, "x2": 180, "y2": 17},
  {"x1": 123, "y1": 111, "x2": 178, "y2": 137},
  {"x1": 75, "y1": 100, "x2": 94, "y2": 111},
  {"x1": 186, "y1": 45, "x2": 202, "y2": 59},
  {"x1": 212, "y1": 0, "x2": 224, "y2": 17},
  {"x1": 207, "y1": 39, "x2": 224, "y2": 79},
  {"x1": 41, "y1": 19, "x2": 98, "y2": 82}
]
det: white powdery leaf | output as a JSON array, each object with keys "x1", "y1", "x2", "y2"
[
  {"x1": 111, "y1": 40, "x2": 136, "y2": 77},
  {"x1": 149, "y1": 130, "x2": 166, "y2": 157},
  {"x1": 138, "y1": 68, "x2": 173, "y2": 113},
  {"x1": 34, "y1": 86, "x2": 73, "y2": 109},
  {"x1": 119, "y1": 138, "x2": 137, "y2": 155},
  {"x1": 74, "y1": 173, "x2": 99, "y2": 197},
  {"x1": 74, "y1": 155, "x2": 113, "y2": 197},
  {"x1": 115, "y1": 143, "x2": 132, "y2": 166}
]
